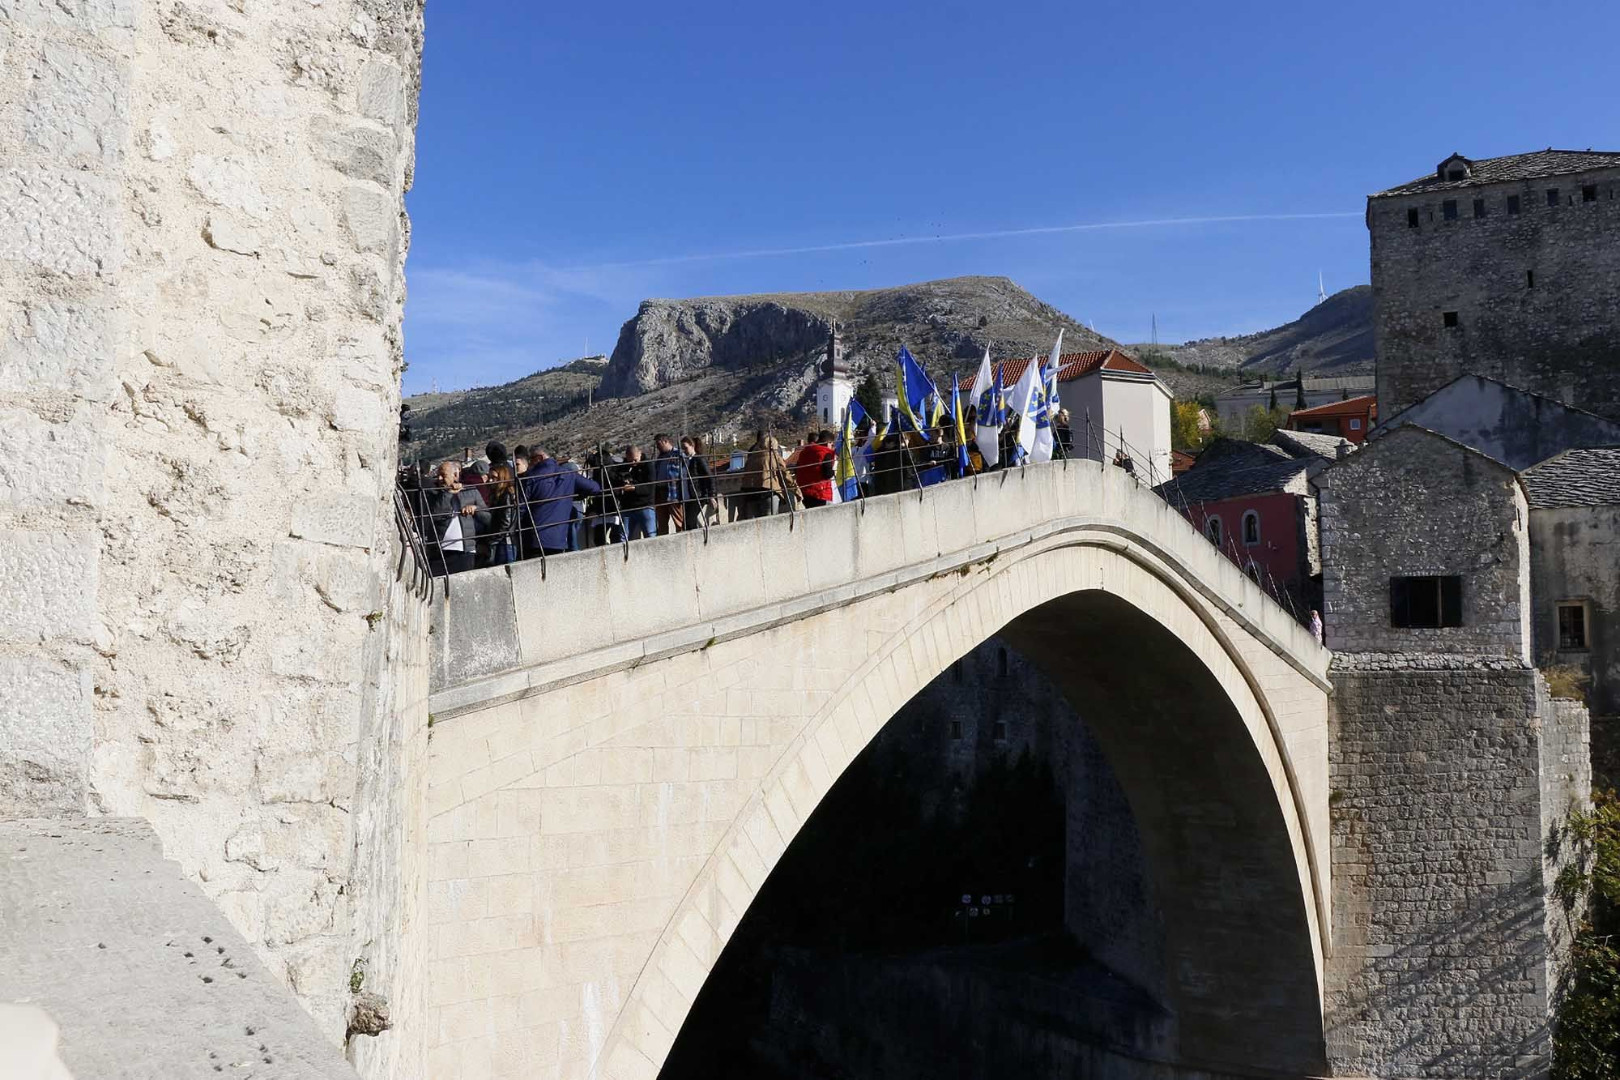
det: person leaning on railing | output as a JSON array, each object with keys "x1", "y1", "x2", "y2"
[
  {"x1": 610, "y1": 445, "x2": 657, "y2": 540},
  {"x1": 423, "y1": 460, "x2": 490, "y2": 575},
  {"x1": 519, "y1": 447, "x2": 602, "y2": 557}
]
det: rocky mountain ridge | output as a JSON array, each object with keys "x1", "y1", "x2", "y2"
[{"x1": 1130, "y1": 285, "x2": 1373, "y2": 375}]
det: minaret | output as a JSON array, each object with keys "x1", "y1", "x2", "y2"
[{"x1": 814, "y1": 321, "x2": 853, "y2": 427}]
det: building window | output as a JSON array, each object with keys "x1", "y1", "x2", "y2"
[
  {"x1": 1390, "y1": 575, "x2": 1463, "y2": 629},
  {"x1": 1442, "y1": 311, "x2": 1460, "y2": 329},
  {"x1": 950, "y1": 719, "x2": 963, "y2": 741},
  {"x1": 1406, "y1": 208, "x2": 1420, "y2": 229},
  {"x1": 992, "y1": 720, "x2": 1008, "y2": 742},
  {"x1": 1547, "y1": 188, "x2": 1560, "y2": 207},
  {"x1": 1558, "y1": 603, "x2": 1589, "y2": 650},
  {"x1": 1507, "y1": 194, "x2": 1521, "y2": 215},
  {"x1": 1583, "y1": 184, "x2": 1598, "y2": 203},
  {"x1": 1205, "y1": 515, "x2": 1223, "y2": 547},
  {"x1": 1527, "y1": 269, "x2": 1535, "y2": 289},
  {"x1": 1447, "y1": 167, "x2": 1466, "y2": 181},
  {"x1": 1349, "y1": 417, "x2": 1362, "y2": 430},
  {"x1": 1443, "y1": 199, "x2": 1458, "y2": 221},
  {"x1": 1473, "y1": 198, "x2": 1486, "y2": 219},
  {"x1": 1242, "y1": 510, "x2": 1260, "y2": 546}
]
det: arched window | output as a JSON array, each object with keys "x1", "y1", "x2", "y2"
[
  {"x1": 1242, "y1": 510, "x2": 1260, "y2": 546},
  {"x1": 1205, "y1": 515, "x2": 1223, "y2": 547}
]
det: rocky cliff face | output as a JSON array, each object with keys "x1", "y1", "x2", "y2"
[
  {"x1": 600, "y1": 276, "x2": 1115, "y2": 399},
  {"x1": 1133, "y1": 286, "x2": 1374, "y2": 374}
]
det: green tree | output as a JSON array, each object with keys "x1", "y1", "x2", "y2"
[
  {"x1": 1171, "y1": 401, "x2": 1207, "y2": 451},
  {"x1": 1241, "y1": 404, "x2": 1290, "y2": 443},
  {"x1": 854, "y1": 370, "x2": 884, "y2": 423},
  {"x1": 1554, "y1": 791, "x2": 1620, "y2": 1078}
]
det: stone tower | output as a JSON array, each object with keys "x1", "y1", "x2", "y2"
[
  {"x1": 814, "y1": 320, "x2": 853, "y2": 427},
  {"x1": 0, "y1": 2, "x2": 430, "y2": 1074},
  {"x1": 1367, "y1": 149, "x2": 1620, "y2": 419}
]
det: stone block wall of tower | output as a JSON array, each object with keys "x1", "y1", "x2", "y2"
[
  {"x1": 1369, "y1": 162, "x2": 1620, "y2": 420},
  {"x1": 0, "y1": 0, "x2": 431, "y2": 1069}
]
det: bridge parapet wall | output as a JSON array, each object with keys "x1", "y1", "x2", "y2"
[{"x1": 429, "y1": 459, "x2": 1327, "y2": 715}]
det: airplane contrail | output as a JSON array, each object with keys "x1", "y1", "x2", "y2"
[{"x1": 565, "y1": 211, "x2": 1362, "y2": 271}]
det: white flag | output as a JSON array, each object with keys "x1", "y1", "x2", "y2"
[
  {"x1": 971, "y1": 348, "x2": 1001, "y2": 468},
  {"x1": 1029, "y1": 330, "x2": 1064, "y2": 463},
  {"x1": 1005, "y1": 353, "x2": 1043, "y2": 464}
]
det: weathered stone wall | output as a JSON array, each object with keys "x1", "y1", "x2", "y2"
[
  {"x1": 1325, "y1": 663, "x2": 1580, "y2": 1078},
  {"x1": 0, "y1": 0, "x2": 428, "y2": 1064},
  {"x1": 1315, "y1": 425, "x2": 1530, "y2": 658},
  {"x1": 1374, "y1": 374, "x2": 1620, "y2": 472},
  {"x1": 1530, "y1": 504, "x2": 1620, "y2": 721},
  {"x1": 1369, "y1": 165, "x2": 1620, "y2": 419}
]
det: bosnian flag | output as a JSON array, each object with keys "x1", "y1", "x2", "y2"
[
  {"x1": 972, "y1": 348, "x2": 1003, "y2": 468},
  {"x1": 1029, "y1": 330, "x2": 1064, "y2": 463}
]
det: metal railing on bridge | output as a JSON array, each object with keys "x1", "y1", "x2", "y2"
[{"x1": 394, "y1": 421, "x2": 1308, "y2": 626}]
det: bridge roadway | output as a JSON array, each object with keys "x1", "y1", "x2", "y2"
[{"x1": 422, "y1": 457, "x2": 1333, "y2": 1079}]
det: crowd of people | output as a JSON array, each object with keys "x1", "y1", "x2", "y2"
[{"x1": 399, "y1": 409, "x2": 1093, "y2": 577}]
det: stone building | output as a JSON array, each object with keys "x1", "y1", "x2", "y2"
[
  {"x1": 1369, "y1": 149, "x2": 1620, "y2": 419},
  {"x1": 1312, "y1": 423, "x2": 1590, "y2": 1076},
  {"x1": 1521, "y1": 447, "x2": 1620, "y2": 780},
  {"x1": 1212, "y1": 373, "x2": 1375, "y2": 432},
  {"x1": 1372, "y1": 373, "x2": 1620, "y2": 472}
]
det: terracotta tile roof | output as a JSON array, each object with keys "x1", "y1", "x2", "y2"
[
  {"x1": 1288, "y1": 395, "x2": 1377, "y2": 420},
  {"x1": 1377, "y1": 150, "x2": 1620, "y2": 196},
  {"x1": 1519, "y1": 447, "x2": 1620, "y2": 509},
  {"x1": 960, "y1": 349, "x2": 1151, "y2": 392}
]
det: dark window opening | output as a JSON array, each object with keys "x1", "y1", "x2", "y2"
[
  {"x1": 949, "y1": 719, "x2": 963, "y2": 741},
  {"x1": 1242, "y1": 511, "x2": 1260, "y2": 546},
  {"x1": 1547, "y1": 188, "x2": 1560, "y2": 207},
  {"x1": 1390, "y1": 575, "x2": 1463, "y2": 629},
  {"x1": 1447, "y1": 168, "x2": 1466, "y2": 181},
  {"x1": 1527, "y1": 269, "x2": 1535, "y2": 289},
  {"x1": 997, "y1": 647, "x2": 1008, "y2": 677},
  {"x1": 992, "y1": 720, "x2": 1008, "y2": 742},
  {"x1": 1443, "y1": 310, "x2": 1459, "y2": 328},
  {"x1": 1473, "y1": 198, "x2": 1486, "y2": 218},
  {"x1": 1443, "y1": 199, "x2": 1458, "y2": 221},
  {"x1": 1507, "y1": 194, "x2": 1521, "y2": 215},
  {"x1": 1559, "y1": 604, "x2": 1588, "y2": 650},
  {"x1": 1583, "y1": 184, "x2": 1598, "y2": 203},
  {"x1": 1406, "y1": 207, "x2": 1420, "y2": 229},
  {"x1": 1205, "y1": 516, "x2": 1223, "y2": 547}
]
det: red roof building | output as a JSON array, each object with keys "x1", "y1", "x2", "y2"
[
  {"x1": 965, "y1": 349, "x2": 1173, "y2": 477},
  {"x1": 1287, "y1": 395, "x2": 1378, "y2": 444}
]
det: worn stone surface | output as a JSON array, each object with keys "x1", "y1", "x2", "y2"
[
  {"x1": 1369, "y1": 159, "x2": 1620, "y2": 419},
  {"x1": 0, "y1": 817, "x2": 355, "y2": 1079},
  {"x1": 1314, "y1": 425, "x2": 1531, "y2": 659},
  {"x1": 0, "y1": 1, "x2": 431, "y2": 1074},
  {"x1": 1326, "y1": 667, "x2": 1587, "y2": 1078},
  {"x1": 1529, "y1": 503, "x2": 1620, "y2": 723}
]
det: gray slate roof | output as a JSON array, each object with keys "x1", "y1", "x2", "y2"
[
  {"x1": 1519, "y1": 447, "x2": 1620, "y2": 509},
  {"x1": 1159, "y1": 438, "x2": 1313, "y2": 503},
  {"x1": 1378, "y1": 149, "x2": 1620, "y2": 196},
  {"x1": 1271, "y1": 428, "x2": 1355, "y2": 461}
]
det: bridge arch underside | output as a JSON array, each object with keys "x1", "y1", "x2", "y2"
[{"x1": 423, "y1": 538, "x2": 1330, "y2": 1080}]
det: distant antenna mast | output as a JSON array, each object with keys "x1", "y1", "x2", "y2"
[
  {"x1": 431, "y1": 377, "x2": 439, "y2": 394},
  {"x1": 1317, "y1": 271, "x2": 1328, "y2": 306},
  {"x1": 1151, "y1": 313, "x2": 1158, "y2": 347}
]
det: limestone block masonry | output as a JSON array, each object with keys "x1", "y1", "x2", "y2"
[
  {"x1": 0, "y1": 1, "x2": 429, "y2": 1073},
  {"x1": 1369, "y1": 162, "x2": 1620, "y2": 420}
]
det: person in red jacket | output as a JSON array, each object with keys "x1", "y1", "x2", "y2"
[{"x1": 793, "y1": 430, "x2": 837, "y2": 508}]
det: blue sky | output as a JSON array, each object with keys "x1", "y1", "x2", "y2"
[{"x1": 403, "y1": 0, "x2": 1620, "y2": 394}]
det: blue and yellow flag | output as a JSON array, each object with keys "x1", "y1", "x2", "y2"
[
  {"x1": 834, "y1": 403, "x2": 861, "y2": 501},
  {"x1": 895, "y1": 346, "x2": 936, "y2": 442},
  {"x1": 951, "y1": 374, "x2": 970, "y2": 474}
]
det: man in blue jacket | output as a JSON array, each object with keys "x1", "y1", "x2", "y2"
[{"x1": 521, "y1": 449, "x2": 603, "y2": 556}]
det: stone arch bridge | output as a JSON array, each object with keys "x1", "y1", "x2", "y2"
[{"x1": 422, "y1": 459, "x2": 1333, "y2": 1079}]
